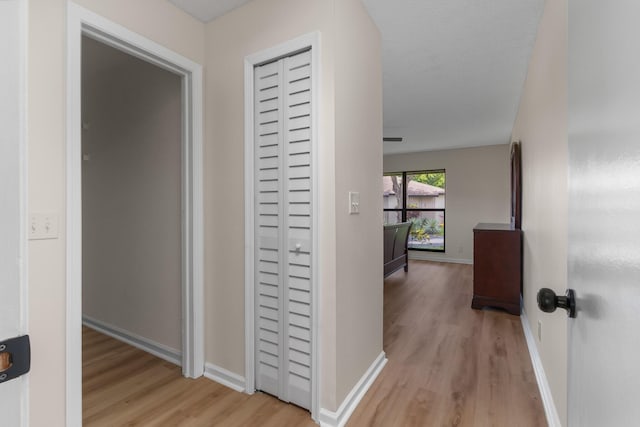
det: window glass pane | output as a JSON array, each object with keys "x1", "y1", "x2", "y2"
[
  {"x1": 383, "y1": 210, "x2": 402, "y2": 224},
  {"x1": 383, "y1": 174, "x2": 403, "y2": 210},
  {"x1": 407, "y1": 211, "x2": 445, "y2": 251},
  {"x1": 406, "y1": 172, "x2": 445, "y2": 209},
  {"x1": 383, "y1": 170, "x2": 445, "y2": 252}
]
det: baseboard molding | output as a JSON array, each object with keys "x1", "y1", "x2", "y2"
[
  {"x1": 319, "y1": 351, "x2": 387, "y2": 427},
  {"x1": 520, "y1": 310, "x2": 562, "y2": 427},
  {"x1": 204, "y1": 362, "x2": 246, "y2": 393},
  {"x1": 82, "y1": 315, "x2": 181, "y2": 366},
  {"x1": 408, "y1": 251, "x2": 472, "y2": 265}
]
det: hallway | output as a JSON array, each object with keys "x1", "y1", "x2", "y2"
[
  {"x1": 348, "y1": 261, "x2": 546, "y2": 426},
  {"x1": 83, "y1": 260, "x2": 545, "y2": 426}
]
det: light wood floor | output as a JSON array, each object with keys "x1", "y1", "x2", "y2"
[
  {"x1": 83, "y1": 327, "x2": 315, "y2": 427},
  {"x1": 83, "y1": 261, "x2": 545, "y2": 426},
  {"x1": 348, "y1": 261, "x2": 545, "y2": 426}
]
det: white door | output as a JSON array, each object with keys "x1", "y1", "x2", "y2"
[
  {"x1": 254, "y1": 49, "x2": 313, "y2": 410},
  {"x1": 0, "y1": 0, "x2": 28, "y2": 425},
  {"x1": 568, "y1": 0, "x2": 640, "y2": 425}
]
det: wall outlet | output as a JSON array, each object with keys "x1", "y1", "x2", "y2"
[
  {"x1": 537, "y1": 320, "x2": 542, "y2": 342},
  {"x1": 29, "y1": 212, "x2": 59, "y2": 240}
]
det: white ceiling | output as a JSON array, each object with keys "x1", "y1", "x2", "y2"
[
  {"x1": 168, "y1": 0, "x2": 252, "y2": 22},
  {"x1": 169, "y1": 0, "x2": 544, "y2": 154},
  {"x1": 363, "y1": 0, "x2": 544, "y2": 154}
]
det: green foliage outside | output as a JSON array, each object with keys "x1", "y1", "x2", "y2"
[
  {"x1": 409, "y1": 217, "x2": 443, "y2": 241},
  {"x1": 411, "y1": 172, "x2": 445, "y2": 189}
]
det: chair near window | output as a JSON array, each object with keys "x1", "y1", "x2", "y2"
[{"x1": 383, "y1": 222, "x2": 412, "y2": 277}]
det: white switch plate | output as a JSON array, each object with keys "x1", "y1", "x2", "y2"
[
  {"x1": 29, "y1": 212, "x2": 59, "y2": 240},
  {"x1": 349, "y1": 191, "x2": 360, "y2": 214}
]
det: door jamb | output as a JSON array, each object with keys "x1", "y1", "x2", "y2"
[
  {"x1": 66, "y1": 4, "x2": 204, "y2": 426},
  {"x1": 243, "y1": 32, "x2": 321, "y2": 421},
  {"x1": 3, "y1": 0, "x2": 30, "y2": 424},
  {"x1": 18, "y1": 0, "x2": 28, "y2": 421}
]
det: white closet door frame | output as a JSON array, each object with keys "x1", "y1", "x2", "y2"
[{"x1": 244, "y1": 32, "x2": 321, "y2": 420}]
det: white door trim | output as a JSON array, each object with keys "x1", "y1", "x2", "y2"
[
  {"x1": 0, "y1": 0, "x2": 30, "y2": 424},
  {"x1": 18, "y1": 0, "x2": 28, "y2": 422},
  {"x1": 244, "y1": 32, "x2": 321, "y2": 421},
  {"x1": 66, "y1": 3, "x2": 204, "y2": 426}
]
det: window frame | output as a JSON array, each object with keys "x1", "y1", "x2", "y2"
[{"x1": 383, "y1": 169, "x2": 446, "y2": 252}]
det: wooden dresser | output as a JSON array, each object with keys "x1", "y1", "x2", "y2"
[{"x1": 472, "y1": 223, "x2": 522, "y2": 315}]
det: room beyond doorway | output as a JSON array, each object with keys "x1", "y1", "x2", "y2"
[{"x1": 81, "y1": 35, "x2": 183, "y2": 363}]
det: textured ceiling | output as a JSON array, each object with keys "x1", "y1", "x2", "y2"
[{"x1": 169, "y1": 0, "x2": 544, "y2": 154}]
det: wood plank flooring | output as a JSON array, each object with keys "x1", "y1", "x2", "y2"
[
  {"x1": 348, "y1": 261, "x2": 546, "y2": 427},
  {"x1": 83, "y1": 326, "x2": 315, "y2": 426},
  {"x1": 83, "y1": 260, "x2": 546, "y2": 426}
]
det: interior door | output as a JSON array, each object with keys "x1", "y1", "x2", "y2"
[
  {"x1": 568, "y1": 1, "x2": 640, "y2": 425},
  {"x1": 0, "y1": 0, "x2": 28, "y2": 425},
  {"x1": 254, "y1": 49, "x2": 313, "y2": 410}
]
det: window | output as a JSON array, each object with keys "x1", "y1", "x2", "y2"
[{"x1": 383, "y1": 170, "x2": 445, "y2": 251}]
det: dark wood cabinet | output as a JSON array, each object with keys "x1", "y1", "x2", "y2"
[{"x1": 472, "y1": 223, "x2": 522, "y2": 315}]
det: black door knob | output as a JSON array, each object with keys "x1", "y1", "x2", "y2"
[{"x1": 537, "y1": 288, "x2": 577, "y2": 318}]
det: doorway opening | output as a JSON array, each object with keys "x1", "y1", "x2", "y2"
[
  {"x1": 81, "y1": 33, "x2": 183, "y2": 364},
  {"x1": 66, "y1": 4, "x2": 203, "y2": 426}
]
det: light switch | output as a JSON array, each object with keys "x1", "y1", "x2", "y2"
[
  {"x1": 28, "y1": 212, "x2": 59, "y2": 240},
  {"x1": 349, "y1": 191, "x2": 360, "y2": 214}
]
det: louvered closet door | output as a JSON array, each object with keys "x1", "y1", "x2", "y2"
[{"x1": 254, "y1": 49, "x2": 312, "y2": 411}]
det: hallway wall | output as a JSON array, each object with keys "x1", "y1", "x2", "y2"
[
  {"x1": 28, "y1": 0, "x2": 382, "y2": 422},
  {"x1": 204, "y1": 0, "x2": 383, "y2": 412},
  {"x1": 27, "y1": 1, "x2": 204, "y2": 425},
  {"x1": 510, "y1": 0, "x2": 568, "y2": 424},
  {"x1": 334, "y1": 0, "x2": 384, "y2": 405}
]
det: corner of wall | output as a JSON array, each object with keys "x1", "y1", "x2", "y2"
[{"x1": 333, "y1": 0, "x2": 384, "y2": 409}]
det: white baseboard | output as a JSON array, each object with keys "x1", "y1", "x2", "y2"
[
  {"x1": 520, "y1": 310, "x2": 562, "y2": 427},
  {"x1": 204, "y1": 362, "x2": 246, "y2": 393},
  {"x1": 82, "y1": 315, "x2": 181, "y2": 366},
  {"x1": 319, "y1": 352, "x2": 387, "y2": 427},
  {"x1": 408, "y1": 251, "x2": 472, "y2": 265}
]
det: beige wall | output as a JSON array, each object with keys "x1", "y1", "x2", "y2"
[
  {"x1": 205, "y1": 0, "x2": 382, "y2": 411},
  {"x1": 384, "y1": 144, "x2": 511, "y2": 263},
  {"x1": 27, "y1": 1, "x2": 204, "y2": 425},
  {"x1": 203, "y1": 0, "x2": 336, "y2": 407},
  {"x1": 28, "y1": 0, "x2": 381, "y2": 421},
  {"x1": 72, "y1": 0, "x2": 205, "y2": 64},
  {"x1": 81, "y1": 37, "x2": 182, "y2": 352},
  {"x1": 334, "y1": 0, "x2": 383, "y2": 405},
  {"x1": 28, "y1": 1, "x2": 67, "y2": 424},
  {"x1": 510, "y1": 0, "x2": 568, "y2": 424}
]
